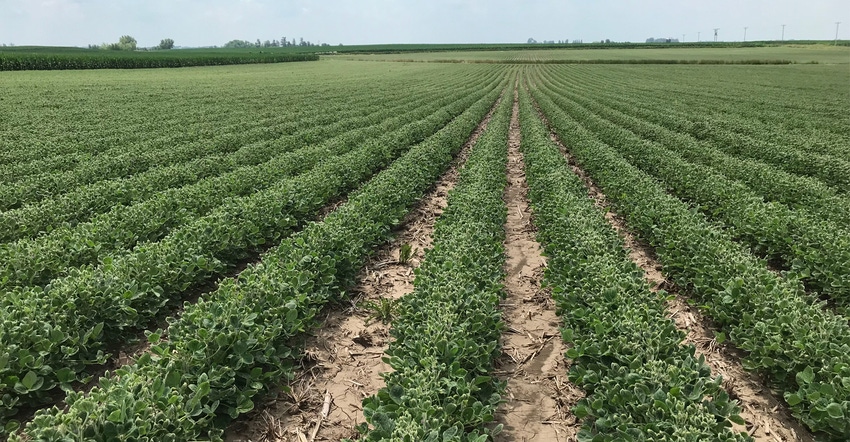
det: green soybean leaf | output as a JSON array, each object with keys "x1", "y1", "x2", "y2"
[
  {"x1": 147, "y1": 331, "x2": 161, "y2": 344},
  {"x1": 21, "y1": 371, "x2": 40, "y2": 391},
  {"x1": 4, "y1": 420, "x2": 20, "y2": 434},
  {"x1": 826, "y1": 403, "x2": 844, "y2": 419},
  {"x1": 107, "y1": 410, "x2": 123, "y2": 423},
  {"x1": 165, "y1": 369, "x2": 182, "y2": 388},
  {"x1": 442, "y1": 425, "x2": 458, "y2": 441},
  {"x1": 796, "y1": 366, "x2": 815, "y2": 385}
]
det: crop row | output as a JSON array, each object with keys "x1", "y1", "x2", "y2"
[
  {"x1": 595, "y1": 79, "x2": 850, "y2": 190},
  {"x1": 0, "y1": 75, "x2": 506, "y2": 425},
  {"x1": 0, "y1": 82, "x2": 340, "y2": 170},
  {"x1": 359, "y1": 87, "x2": 512, "y2": 441},
  {"x1": 0, "y1": 62, "x2": 426, "y2": 167},
  {"x1": 11, "y1": 77, "x2": 507, "y2": 441},
  {"x1": 549, "y1": 66, "x2": 850, "y2": 189},
  {"x1": 0, "y1": 70, "x2": 480, "y2": 246},
  {"x1": 0, "y1": 64, "x2": 424, "y2": 191},
  {"x1": 0, "y1": 109, "x2": 346, "y2": 211},
  {"x1": 599, "y1": 83, "x2": 850, "y2": 161},
  {"x1": 0, "y1": 84, "x2": 482, "y2": 291},
  {"x1": 1, "y1": 110, "x2": 282, "y2": 184},
  {"x1": 554, "y1": 65, "x2": 850, "y2": 161},
  {"x1": 518, "y1": 86, "x2": 747, "y2": 441},
  {"x1": 534, "y1": 75, "x2": 850, "y2": 308},
  {"x1": 576, "y1": 64, "x2": 850, "y2": 141},
  {"x1": 0, "y1": 61, "x2": 438, "y2": 170},
  {"x1": 535, "y1": 69, "x2": 850, "y2": 228},
  {"x1": 531, "y1": 86, "x2": 850, "y2": 439},
  {"x1": 682, "y1": 111, "x2": 850, "y2": 160},
  {"x1": 0, "y1": 52, "x2": 319, "y2": 71}
]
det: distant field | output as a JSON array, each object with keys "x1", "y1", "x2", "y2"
[
  {"x1": 332, "y1": 44, "x2": 850, "y2": 64},
  {"x1": 0, "y1": 46, "x2": 318, "y2": 70},
  {"x1": 2, "y1": 41, "x2": 848, "y2": 70}
]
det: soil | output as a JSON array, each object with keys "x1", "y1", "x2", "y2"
[
  {"x1": 223, "y1": 93, "x2": 505, "y2": 442},
  {"x1": 494, "y1": 87, "x2": 583, "y2": 442},
  {"x1": 527, "y1": 86, "x2": 812, "y2": 442}
]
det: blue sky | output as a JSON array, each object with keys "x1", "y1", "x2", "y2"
[{"x1": 1, "y1": 0, "x2": 847, "y2": 47}]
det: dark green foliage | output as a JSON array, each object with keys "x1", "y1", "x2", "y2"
[
  {"x1": 0, "y1": 73, "x2": 506, "y2": 428},
  {"x1": 540, "y1": 71, "x2": 850, "y2": 228},
  {"x1": 0, "y1": 50, "x2": 317, "y2": 71},
  {"x1": 12, "y1": 74, "x2": 508, "y2": 441},
  {"x1": 359, "y1": 87, "x2": 513, "y2": 441},
  {"x1": 518, "y1": 86, "x2": 748, "y2": 442},
  {"x1": 159, "y1": 39, "x2": 175, "y2": 50},
  {"x1": 0, "y1": 85, "x2": 476, "y2": 290},
  {"x1": 531, "y1": 80, "x2": 850, "y2": 440},
  {"x1": 533, "y1": 75, "x2": 850, "y2": 307}
]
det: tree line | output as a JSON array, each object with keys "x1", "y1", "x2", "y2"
[
  {"x1": 87, "y1": 36, "x2": 175, "y2": 51},
  {"x1": 223, "y1": 37, "x2": 332, "y2": 48}
]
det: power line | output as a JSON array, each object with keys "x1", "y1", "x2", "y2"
[
  {"x1": 836, "y1": 22, "x2": 842, "y2": 46},
  {"x1": 713, "y1": 28, "x2": 719, "y2": 42}
]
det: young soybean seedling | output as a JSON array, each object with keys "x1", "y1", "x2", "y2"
[{"x1": 397, "y1": 243, "x2": 417, "y2": 265}]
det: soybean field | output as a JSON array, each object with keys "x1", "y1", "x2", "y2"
[{"x1": 1, "y1": 47, "x2": 849, "y2": 442}]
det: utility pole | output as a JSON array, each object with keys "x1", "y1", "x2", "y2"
[
  {"x1": 782, "y1": 24, "x2": 786, "y2": 41},
  {"x1": 682, "y1": 33, "x2": 686, "y2": 43},
  {"x1": 713, "y1": 28, "x2": 719, "y2": 42},
  {"x1": 744, "y1": 27, "x2": 748, "y2": 42},
  {"x1": 836, "y1": 22, "x2": 842, "y2": 46},
  {"x1": 697, "y1": 31, "x2": 701, "y2": 42}
]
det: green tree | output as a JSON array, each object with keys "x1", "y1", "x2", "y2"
[
  {"x1": 223, "y1": 39, "x2": 254, "y2": 48},
  {"x1": 118, "y1": 35, "x2": 137, "y2": 50},
  {"x1": 158, "y1": 38, "x2": 175, "y2": 50}
]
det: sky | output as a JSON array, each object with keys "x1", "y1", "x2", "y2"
[{"x1": 1, "y1": 0, "x2": 847, "y2": 47}]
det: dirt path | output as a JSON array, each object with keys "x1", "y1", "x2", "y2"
[
  {"x1": 224, "y1": 95, "x2": 503, "y2": 442},
  {"x1": 528, "y1": 87, "x2": 812, "y2": 442},
  {"x1": 494, "y1": 88, "x2": 583, "y2": 442}
]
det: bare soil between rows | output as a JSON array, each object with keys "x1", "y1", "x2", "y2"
[
  {"x1": 494, "y1": 87, "x2": 583, "y2": 442},
  {"x1": 224, "y1": 94, "x2": 504, "y2": 442},
  {"x1": 527, "y1": 84, "x2": 812, "y2": 442}
]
